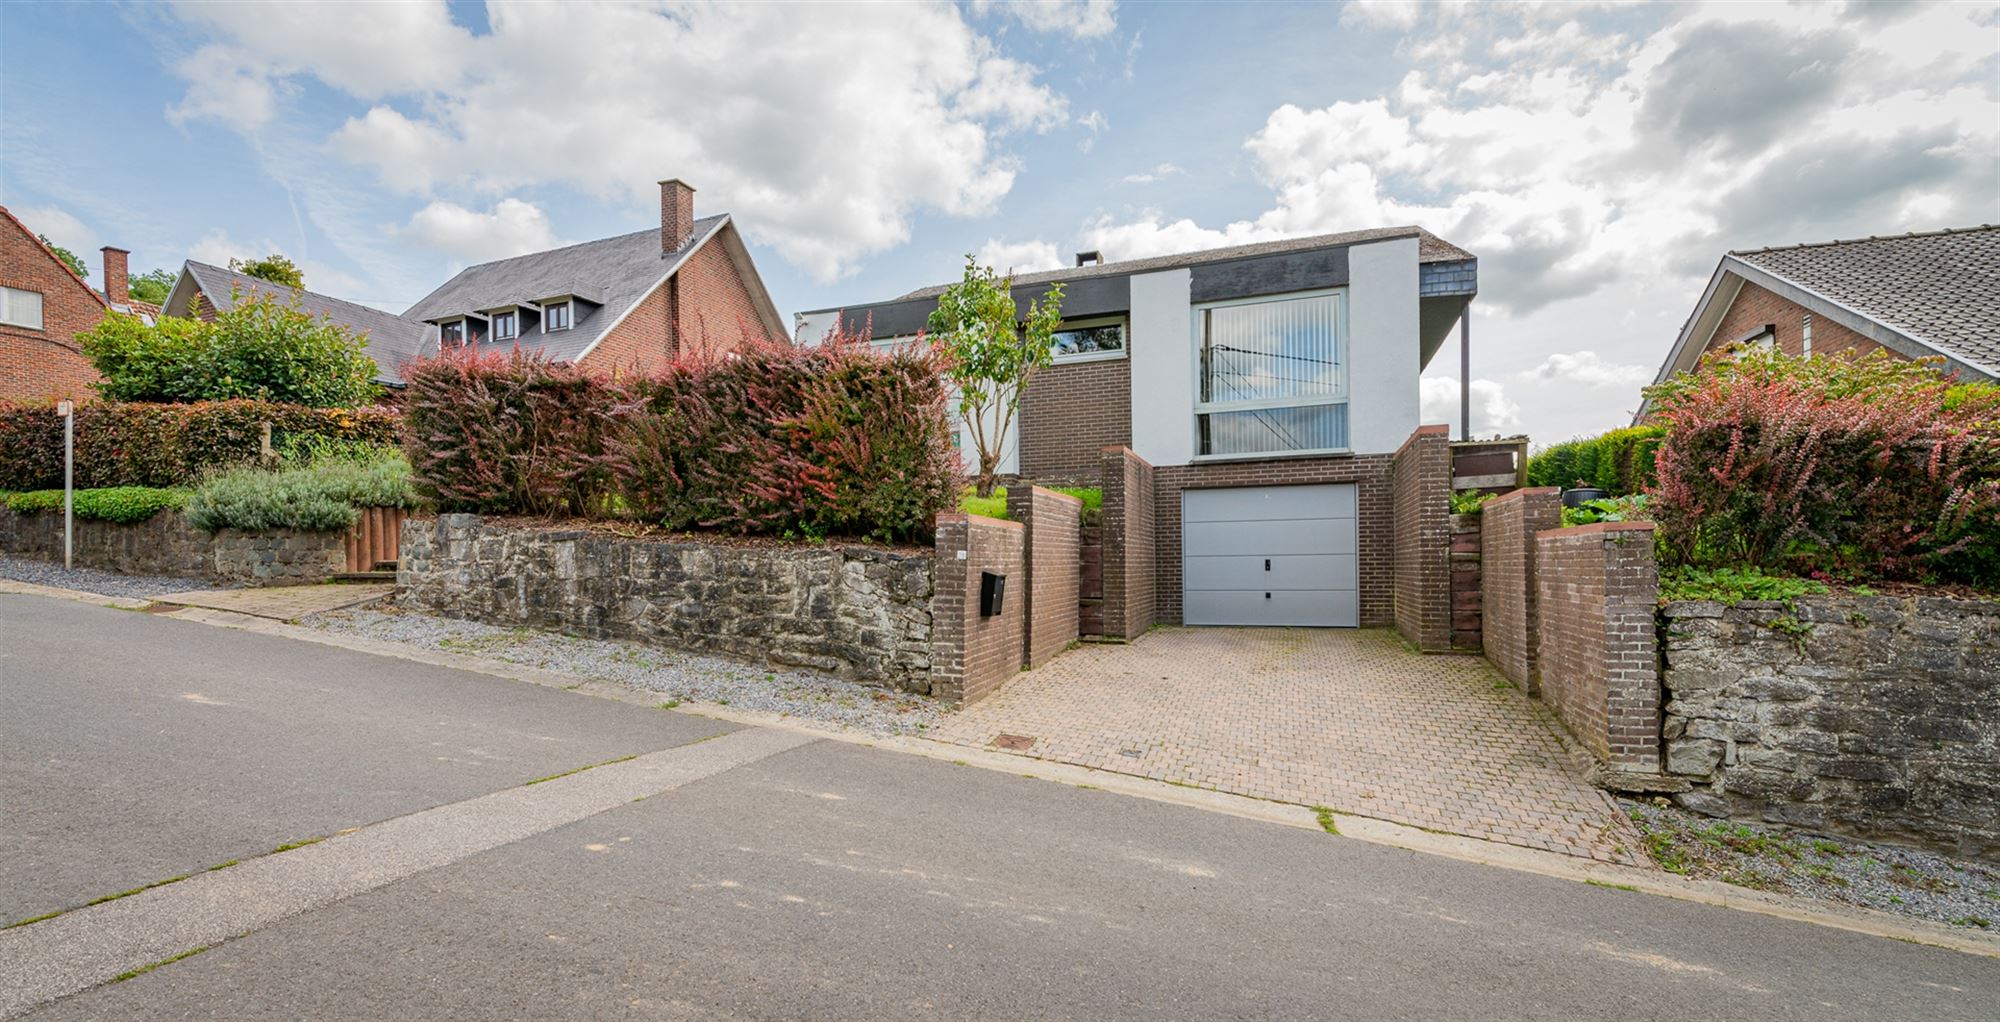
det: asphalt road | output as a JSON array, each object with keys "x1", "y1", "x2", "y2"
[{"x1": 4, "y1": 591, "x2": 1996, "y2": 1020}]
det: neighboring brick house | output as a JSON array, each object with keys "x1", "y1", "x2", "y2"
[
  {"x1": 159, "y1": 260, "x2": 430, "y2": 386},
  {"x1": 402, "y1": 179, "x2": 787, "y2": 375},
  {"x1": 0, "y1": 206, "x2": 145, "y2": 404},
  {"x1": 1641, "y1": 226, "x2": 2000, "y2": 418},
  {"x1": 799, "y1": 226, "x2": 1479, "y2": 630}
]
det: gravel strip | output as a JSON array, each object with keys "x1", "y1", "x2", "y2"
[
  {"x1": 306, "y1": 607, "x2": 944, "y2": 737},
  {"x1": 0, "y1": 556, "x2": 225, "y2": 600},
  {"x1": 1624, "y1": 799, "x2": 1999, "y2": 931}
]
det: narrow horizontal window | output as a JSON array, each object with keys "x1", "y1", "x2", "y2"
[{"x1": 1051, "y1": 319, "x2": 1125, "y2": 361}]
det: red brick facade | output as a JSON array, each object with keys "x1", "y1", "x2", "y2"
[
  {"x1": 1390, "y1": 425, "x2": 1453, "y2": 650},
  {"x1": 0, "y1": 208, "x2": 108, "y2": 404},
  {"x1": 1098, "y1": 446, "x2": 1157, "y2": 639},
  {"x1": 930, "y1": 512, "x2": 1026, "y2": 705},
  {"x1": 1480, "y1": 487, "x2": 1562, "y2": 691},
  {"x1": 1007, "y1": 485, "x2": 1082, "y2": 667},
  {"x1": 1702, "y1": 279, "x2": 1884, "y2": 362},
  {"x1": 1019, "y1": 359, "x2": 1131, "y2": 485},
  {"x1": 1534, "y1": 522, "x2": 1661, "y2": 770},
  {"x1": 582, "y1": 238, "x2": 770, "y2": 376}
]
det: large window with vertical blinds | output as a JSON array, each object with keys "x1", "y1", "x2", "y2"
[{"x1": 1195, "y1": 290, "x2": 1348, "y2": 456}]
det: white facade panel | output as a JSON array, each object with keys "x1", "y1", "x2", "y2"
[
  {"x1": 1345, "y1": 237, "x2": 1422, "y2": 455},
  {"x1": 1127, "y1": 268, "x2": 1196, "y2": 466}
]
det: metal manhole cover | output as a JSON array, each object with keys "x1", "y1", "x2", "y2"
[{"x1": 993, "y1": 734, "x2": 1036, "y2": 751}]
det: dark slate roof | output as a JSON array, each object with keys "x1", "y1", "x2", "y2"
[
  {"x1": 401, "y1": 215, "x2": 729, "y2": 364},
  {"x1": 892, "y1": 226, "x2": 1473, "y2": 301},
  {"x1": 1731, "y1": 225, "x2": 2000, "y2": 372},
  {"x1": 184, "y1": 261, "x2": 429, "y2": 384}
]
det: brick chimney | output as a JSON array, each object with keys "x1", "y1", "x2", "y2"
[
  {"x1": 100, "y1": 247, "x2": 130, "y2": 305},
  {"x1": 659, "y1": 179, "x2": 696, "y2": 254}
]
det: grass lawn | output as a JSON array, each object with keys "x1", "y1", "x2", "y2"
[{"x1": 958, "y1": 485, "x2": 1102, "y2": 520}]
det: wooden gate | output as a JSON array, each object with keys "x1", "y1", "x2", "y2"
[{"x1": 343, "y1": 507, "x2": 404, "y2": 573}]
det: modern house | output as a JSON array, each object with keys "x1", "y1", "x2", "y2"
[
  {"x1": 160, "y1": 260, "x2": 430, "y2": 387},
  {"x1": 797, "y1": 226, "x2": 1478, "y2": 629},
  {"x1": 1641, "y1": 226, "x2": 2000, "y2": 418},
  {"x1": 0, "y1": 206, "x2": 145, "y2": 403},
  {"x1": 402, "y1": 180, "x2": 787, "y2": 375}
]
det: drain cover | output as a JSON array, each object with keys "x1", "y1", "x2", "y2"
[
  {"x1": 993, "y1": 733, "x2": 1036, "y2": 751},
  {"x1": 1118, "y1": 749, "x2": 1143, "y2": 759}
]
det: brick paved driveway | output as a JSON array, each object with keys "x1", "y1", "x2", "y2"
[{"x1": 933, "y1": 627, "x2": 1644, "y2": 864}]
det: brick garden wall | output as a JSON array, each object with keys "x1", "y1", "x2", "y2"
[
  {"x1": 0, "y1": 506, "x2": 344, "y2": 586},
  {"x1": 1007, "y1": 485, "x2": 1081, "y2": 668},
  {"x1": 1480, "y1": 487, "x2": 1562, "y2": 691},
  {"x1": 1534, "y1": 522, "x2": 1661, "y2": 771},
  {"x1": 1661, "y1": 595, "x2": 2000, "y2": 860},
  {"x1": 1390, "y1": 425, "x2": 1452, "y2": 651},
  {"x1": 1099, "y1": 446, "x2": 1157, "y2": 639},
  {"x1": 1019, "y1": 359, "x2": 1131, "y2": 485},
  {"x1": 931, "y1": 512, "x2": 1026, "y2": 703}
]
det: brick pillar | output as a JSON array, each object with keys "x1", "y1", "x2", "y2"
[
  {"x1": 1008, "y1": 485, "x2": 1082, "y2": 667},
  {"x1": 1480, "y1": 487, "x2": 1561, "y2": 692},
  {"x1": 930, "y1": 512, "x2": 1025, "y2": 704},
  {"x1": 1390, "y1": 425, "x2": 1452, "y2": 652},
  {"x1": 1534, "y1": 522, "x2": 1661, "y2": 772},
  {"x1": 1098, "y1": 446, "x2": 1156, "y2": 640},
  {"x1": 100, "y1": 247, "x2": 130, "y2": 305}
]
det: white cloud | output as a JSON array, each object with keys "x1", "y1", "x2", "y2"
[
  {"x1": 166, "y1": 3, "x2": 1071, "y2": 283},
  {"x1": 14, "y1": 206, "x2": 99, "y2": 271},
  {"x1": 184, "y1": 227, "x2": 370, "y2": 300},
  {"x1": 398, "y1": 198, "x2": 557, "y2": 265},
  {"x1": 1078, "y1": 109, "x2": 1108, "y2": 151},
  {"x1": 976, "y1": 0, "x2": 1119, "y2": 39},
  {"x1": 1340, "y1": 1, "x2": 1422, "y2": 30},
  {"x1": 188, "y1": 227, "x2": 273, "y2": 268},
  {"x1": 1516, "y1": 350, "x2": 1654, "y2": 388},
  {"x1": 1420, "y1": 376, "x2": 1521, "y2": 436},
  {"x1": 1121, "y1": 162, "x2": 1183, "y2": 184},
  {"x1": 976, "y1": 238, "x2": 1065, "y2": 274}
]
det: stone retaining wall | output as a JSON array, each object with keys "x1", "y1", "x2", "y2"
[
  {"x1": 399, "y1": 515, "x2": 935, "y2": 692},
  {"x1": 1662, "y1": 595, "x2": 2000, "y2": 859},
  {"x1": 0, "y1": 506, "x2": 343, "y2": 585}
]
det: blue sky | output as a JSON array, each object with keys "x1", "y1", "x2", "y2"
[{"x1": 4, "y1": 1, "x2": 1995, "y2": 443}]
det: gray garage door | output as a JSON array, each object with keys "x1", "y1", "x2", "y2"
[{"x1": 1182, "y1": 484, "x2": 1358, "y2": 627}]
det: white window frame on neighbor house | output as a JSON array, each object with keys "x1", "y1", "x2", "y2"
[
  {"x1": 492, "y1": 309, "x2": 519, "y2": 342},
  {"x1": 1191, "y1": 288, "x2": 1350, "y2": 460},
  {"x1": 439, "y1": 318, "x2": 467, "y2": 348},
  {"x1": 0, "y1": 286, "x2": 44, "y2": 330},
  {"x1": 1050, "y1": 315, "x2": 1127, "y2": 364},
  {"x1": 543, "y1": 299, "x2": 572, "y2": 333}
]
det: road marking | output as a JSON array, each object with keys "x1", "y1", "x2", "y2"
[{"x1": 0, "y1": 727, "x2": 815, "y2": 1019}]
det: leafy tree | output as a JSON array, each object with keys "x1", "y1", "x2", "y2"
[
  {"x1": 39, "y1": 234, "x2": 87, "y2": 279},
  {"x1": 78, "y1": 290, "x2": 378, "y2": 407},
  {"x1": 229, "y1": 253, "x2": 304, "y2": 288},
  {"x1": 925, "y1": 256, "x2": 1064, "y2": 496},
  {"x1": 128, "y1": 268, "x2": 178, "y2": 306}
]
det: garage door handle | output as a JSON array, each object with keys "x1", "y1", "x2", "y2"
[
  {"x1": 1265, "y1": 592, "x2": 1271, "y2": 599},
  {"x1": 1264, "y1": 558, "x2": 1271, "y2": 571}
]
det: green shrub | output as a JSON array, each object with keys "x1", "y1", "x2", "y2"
[
  {"x1": 1450, "y1": 490, "x2": 1493, "y2": 516},
  {"x1": 4, "y1": 486, "x2": 188, "y2": 523},
  {"x1": 0, "y1": 400, "x2": 400, "y2": 491},
  {"x1": 78, "y1": 292, "x2": 379, "y2": 407},
  {"x1": 1658, "y1": 566, "x2": 1828, "y2": 606},
  {"x1": 1561, "y1": 494, "x2": 1650, "y2": 527},
  {"x1": 183, "y1": 454, "x2": 417, "y2": 533},
  {"x1": 1526, "y1": 425, "x2": 1664, "y2": 495}
]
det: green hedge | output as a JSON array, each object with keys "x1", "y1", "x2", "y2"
[
  {"x1": 0, "y1": 400, "x2": 400, "y2": 491},
  {"x1": 1525, "y1": 424, "x2": 1665, "y2": 495},
  {"x1": 3, "y1": 486, "x2": 188, "y2": 523}
]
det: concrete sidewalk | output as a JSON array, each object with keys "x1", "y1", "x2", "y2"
[{"x1": 149, "y1": 583, "x2": 393, "y2": 620}]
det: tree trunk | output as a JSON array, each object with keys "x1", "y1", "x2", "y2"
[{"x1": 974, "y1": 453, "x2": 1001, "y2": 497}]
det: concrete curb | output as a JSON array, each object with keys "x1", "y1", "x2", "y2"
[
  {"x1": 0, "y1": 578, "x2": 151, "y2": 610},
  {"x1": 9, "y1": 581, "x2": 1998, "y2": 960}
]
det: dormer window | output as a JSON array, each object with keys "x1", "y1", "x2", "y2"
[
  {"x1": 544, "y1": 300, "x2": 572, "y2": 332},
  {"x1": 493, "y1": 310, "x2": 518, "y2": 341},
  {"x1": 440, "y1": 319, "x2": 466, "y2": 348}
]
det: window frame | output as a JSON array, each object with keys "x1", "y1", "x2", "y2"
[
  {"x1": 1049, "y1": 315, "x2": 1128, "y2": 365},
  {"x1": 0, "y1": 286, "x2": 44, "y2": 331},
  {"x1": 543, "y1": 300, "x2": 573, "y2": 333},
  {"x1": 1190, "y1": 287, "x2": 1351, "y2": 460},
  {"x1": 492, "y1": 309, "x2": 519, "y2": 342},
  {"x1": 439, "y1": 318, "x2": 467, "y2": 348}
]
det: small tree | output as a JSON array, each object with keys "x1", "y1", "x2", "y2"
[
  {"x1": 128, "y1": 268, "x2": 177, "y2": 305},
  {"x1": 39, "y1": 234, "x2": 87, "y2": 279},
  {"x1": 230, "y1": 253, "x2": 304, "y2": 288},
  {"x1": 925, "y1": 256, "x2": 1064, "y2": 496}
]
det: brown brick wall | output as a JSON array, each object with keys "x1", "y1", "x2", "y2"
[
  {"x1": 930, "y1": 512, "x2": 1026, "y2": 704},
  {"x1": 1704, "y1": 279, "x2": 1884, "y2": 362},
  {"x1": 1099, "y1": 446, "x2": 1157, "y2": 639},
  {"x1": 582, "y1": 237, "x2": 768, "y2": 377},
  {"x1": 1535, "y1": 522, "x2": 1661, "y2": 770},
  {"x1": 1390, "y1": 425, "x2": 1452, "y2": 651},
  {"x1": 1008, "y1": 485, "x2": 1082, "y2": 667},
  {"x1": 1, "y1": 210, "x2": 107, "y2": 404},
  {"x1": 1148, "y1": 452, "x2": 1394, "y2": 627},
  {"x1": 1450, "y1": 514, "x2": 1482, "y2": 650},
  {"x1": 1480, "y1": 487, "x2": 1561, "y2": 692},
  {"x1": 1019, "y1": 358, "x2": 1131, "y2": 485}
]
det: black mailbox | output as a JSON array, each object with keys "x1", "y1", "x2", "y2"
[{"x1": 979, "y1": 571, "x2": 1006, "y2": 617}]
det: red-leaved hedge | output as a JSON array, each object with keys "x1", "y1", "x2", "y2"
[
  {"x1": 401, "y1": 338, "x2": 960, "y2": 541},
  {"x1": 0, "y1": 400, "x2": 401, "y2": 491},
  {"x1": 1645, "y1": 348, "x2": 2000, "y2": 586}
]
